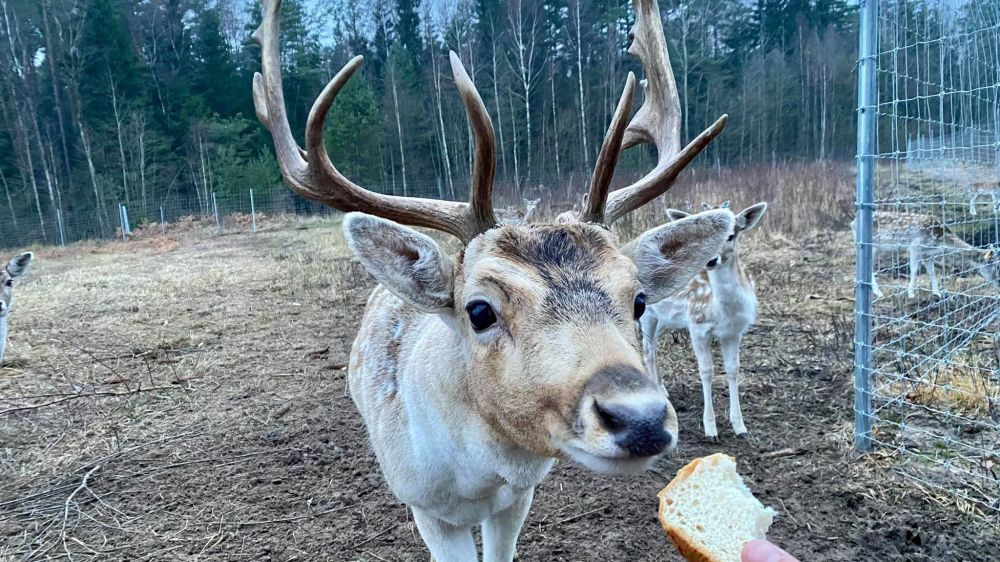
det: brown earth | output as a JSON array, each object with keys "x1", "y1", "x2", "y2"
[{"x1": 1, "y1": 221, "x2": 997, "y2": 561}]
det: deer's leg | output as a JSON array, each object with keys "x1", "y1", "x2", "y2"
[
  {"x1": 481, "y1": 489, "x2": 533, "y2": 562},
  {"x1": 691, "y1": 329, "x2": 717, "y2": 441},
  {"x1": 970, "y1": 193, "x2": 978, "y2": 215},
  {"x1": 720, "y1": 335, "x2": 747, "y2": 437},
  {"x1": 641, "y1": 313, "x2": 661, "y2": 385},
  {"x1": 907, "y1": 243, "x2": 922, "y2": 298},
  {"x1": 924, "y1": 256, "x2": 941, "y2": 297},
  {"x1": 411, "y1": 507, "x2": 478, "y2": 562},
  {"x1": 870, "y1": 269, "x2": 883, "y2": 298}
]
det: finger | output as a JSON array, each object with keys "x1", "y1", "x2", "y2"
[{"x1": 742, "y1": 539, "x2": 799, "y2": 562}]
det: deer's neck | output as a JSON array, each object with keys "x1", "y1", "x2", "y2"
[
  {"x1": 707, "y1": 254, "x2": 753, "y2": 298},
  {"x1": 347, "y1": 287, "x2": 553, "y2": 525}
]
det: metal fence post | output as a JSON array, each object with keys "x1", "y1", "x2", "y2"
[
  {"x1": 122, "y1": 205, "x2": 131, "y2": 237},
  {"x1": 853, "y1": 0, "x2": 877, "y2": 453},
  {"x1": 250, "y1": 189, "x2": 258, "y2": 233},
  {"x1": 212, "y1": 192, "x2": 221, "y2": 235},
  {"x1": 160, "y1": 206, "x2": 165, "y2": 235},
  {"x1": 56, "y1": 208, "x2": 65, "y2": 246},
  {"x1": 118, "y1": 203, "x2": 128, "y2": 241}
]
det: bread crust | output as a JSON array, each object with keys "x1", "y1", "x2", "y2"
[{"x1": 657, "y1": 453, "x2": 733, "y2": 562}]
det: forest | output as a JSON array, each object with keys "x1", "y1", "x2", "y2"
[{"x1": 1, "y1": 0, "x2": 860, "y2": 243}]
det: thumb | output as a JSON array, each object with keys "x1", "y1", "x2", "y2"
[{"x1": 742, "y1": 539, "x2": 799, "y2": 562}]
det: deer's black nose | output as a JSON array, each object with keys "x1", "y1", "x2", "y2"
[{"x1": 594, "y1": 401, "x2": 671, "y2": 457}]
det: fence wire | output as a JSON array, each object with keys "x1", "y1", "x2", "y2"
[{"x1": 856, "y1": 0, "x2": 1000, "y2": 519}]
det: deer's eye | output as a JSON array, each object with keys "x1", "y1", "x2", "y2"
[
  {"x1": 466, "y1": 301, "x2": 497, "y2": 331},
  {"x1": 3, "y1": 279, "x2": 10, "y2": 287},
  {"x1": 727, "y1": 234, "x2": 736, "y2": 241},
  {"x1": 633, "y1": 293, "x2": 646, "y2": 319}
]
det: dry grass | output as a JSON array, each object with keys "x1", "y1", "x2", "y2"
[{"x1": 524, "y1": 161, "x2": 854, "y2": 241}]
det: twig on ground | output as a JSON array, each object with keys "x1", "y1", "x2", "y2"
[
  {"x1": 549, "y1": 504, "x2": 610, "y2": 526},
  {"x1": 351, "y1": 524, "x2": 396, "y2": 549},
  {"x1": 61, "y1": 465, "x2": 101, "y2": 561}
]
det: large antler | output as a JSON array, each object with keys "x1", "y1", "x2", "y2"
[
  {"x1": 584, "y1": 0, "x2": 728, "y2": 225},
  {"x1": 251, "y1": 0, "x2": 497, "y2": 243}
]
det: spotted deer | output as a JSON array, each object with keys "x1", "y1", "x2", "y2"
[
  {"x1": 640, "y1": 202, "x2": 768, "y2": 441},
  {"x1": 858, "y1": 210, "x2": 999, "y2": 298},
  {"x1": 252, "y1": 0, "x2": 731, "y2": 559},
  {"x1": 1, "y1": 252, "x2": 33, "y2": 362}
]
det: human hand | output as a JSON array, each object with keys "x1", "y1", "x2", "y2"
[{"x1": 742, "y1": 539, "x2": 800, "y2": 562}]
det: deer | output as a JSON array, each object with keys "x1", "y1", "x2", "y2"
[
  {"x1": 967, "y1": 180, "x2": 999, "y2": 216},
  {"x1": 251, "y1": 0, "x2": 731, "y2": 559},
  {"x1": 640, "y1": 202, "x2": 768, "y2": 441},
  {"x1": 856, "y1": 210, "x2": 999, "y2": 299},
  {"x1": 1, "y1": 252, "x2": 33, "y2": 363},
  {"x1": 497, "y1": 197, "x2": 541, "y2": 225},
  {"x1": 555, "y1": 194, "x2": 587, "y2": 224}
]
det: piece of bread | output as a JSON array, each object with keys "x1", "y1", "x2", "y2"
[{"x1": 657, "y1": 453, "x2": 776, "y2": 562}]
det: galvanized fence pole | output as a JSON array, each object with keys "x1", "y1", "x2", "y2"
[
  {"x1": 212, "y1": 192, "x2": 221, "y2": 235},
  {"x1": 250, "y1": 189, "x2": 258, "y2": 233},
  {"x1": 853, "y1": 0, "x2": 877, "y2": 453},
  {"x1": 160, "y1": 206, "x2": 165, "y2": 235},
  {"x1": 118, "y1": 203, "x2": 127, "y2": 241},
  {"x1": 56, "y1": 208, "x2": 65, "y2": 246},
  {"x1": 122, "y1": 205, "x2": 131, "y2": 238}
]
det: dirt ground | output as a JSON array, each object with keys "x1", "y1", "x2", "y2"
[{"x1": 1, "y1": 219, "x2": 998, "y2": 561}]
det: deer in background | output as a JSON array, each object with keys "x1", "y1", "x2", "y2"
[
  {"x1": 497, "y1": 197, "x2": 541, "y2": 225},
  {"x1": 859, "y1": 210, "x2": 999, "y2": 298},
  {"x1": 641, "y1": 202, "x2": 768, "y2": 441},
  {"x1": 967, "y1": 181, "x2": 998, "y2": 216},
  {"x1": 252, "y1": 0, "x2": 731, "y2": 558},
  {"x1": 1, "y1": 252, "x2": 33, "y2": 362}
]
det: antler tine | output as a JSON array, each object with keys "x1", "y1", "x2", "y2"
[
  {"x1": 252, "y1": 0, "x2": 491, "y2": 243},
  {"x1": 604, "y1": 0, "x2": 728, "y2": 225},
  {"x1": 580, "y1": 72, "x2": 635, "y2": 224},
  {"x1": 449, "y1": 51, "x2": 498, "y2": 233},
  {"x1": 252, "y1": 0, "x2": 306, "y2": 181}
]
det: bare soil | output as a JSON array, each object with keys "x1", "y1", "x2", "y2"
[{"x1": 1, "y1": 223, "x2": 997, "y2": 561}]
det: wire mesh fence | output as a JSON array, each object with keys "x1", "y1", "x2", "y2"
[
  {"x1": 1, "y1": 169, "x2": 623, "y2": 251},
  {"x1": 855, "y1": 0, "x2": 1000, "y2": 519}
]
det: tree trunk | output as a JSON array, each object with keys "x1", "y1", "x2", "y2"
[
  {"x1": 109, "y1": 71, "x2": 130, "y2": 205},
  {"x1": 573, "y1": 0, "x2": 588, "y2": 170},
  {"x1": 429, "y1": 46, "x2": 454, "y2": 200},
  {"x1": 40, "y1": 0, "x2": 72, "y2": 186},
  {"x1": 507, "y1": 88, "x2": 520, "y2": 192},
  {"x1": 491, "y1": 29, "x2": 508, "y2": 180},
  {"x1": 550, "y1": 65, "x2": 560, "y2": 177}
]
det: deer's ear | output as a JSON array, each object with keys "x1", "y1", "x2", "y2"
[
  {"x1": 738, "y1": 202, "x2": 768, "y2": 231},
  {"x1": 665, "y1": 209, "x2": 690, "y2": 222},
  {"x1": 5, "y1": 252, "x2": 32, "y2": 278},
  {"x1": 343, "y1": 213, "x2": 454, "y2": 313},
  {"x1": 627, "y1": 210, "x2": 735, "y2": 302}
]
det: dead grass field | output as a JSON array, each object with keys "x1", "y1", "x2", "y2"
[{"x1": 1, "y1": 206, "x2": 998, "y2": 560}]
